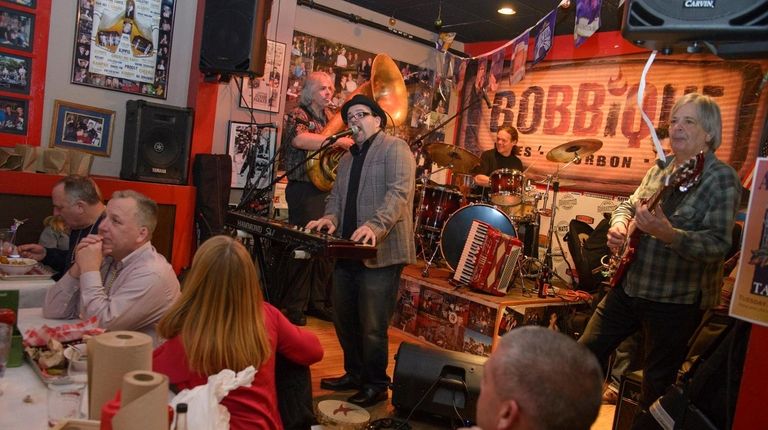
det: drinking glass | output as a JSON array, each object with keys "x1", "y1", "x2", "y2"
[
  {"x1": 0, "y1": 228, "x2": 18, "y2": 257},
  {"x1": 0, "y1": 322, "x2": 11, "y2": 378},
  {"x1": 66, "y1": 344, "x2": 88, "y2": 384},
  {"x1": 47, "y1": 381, "x2": 86, "y2": 427}
]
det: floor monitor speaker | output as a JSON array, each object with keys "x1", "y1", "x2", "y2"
[
  {"x1": 199, "y1": 0, "x2": 273, "y2": 76},
  {"x1": 392, "y1": 342, "x2": 486, "y2": 423},
  {"x1": 121, "y1": 100, "x2": 194, "y2": 185},
  {"x1": 613, "y1": 371, "x2": 643, "y2": 430}
]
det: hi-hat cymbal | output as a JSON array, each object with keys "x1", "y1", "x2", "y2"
[
  {"x1": 546, "y1": 139, "x2": 603, "y2": 163},
  {"x1": 425, "y1": 143, "x2": 480, "y2": 174}
]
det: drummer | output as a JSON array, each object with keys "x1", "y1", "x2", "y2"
[{"x1": 472, "y1": 125, "x2": 524, "y2": 187}]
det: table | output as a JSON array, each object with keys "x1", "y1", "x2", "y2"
[
  {"x1": 0, "y1": 277, "x2": 55, "y2": 308},
  {"x1": 0, "y1": 308, "x2": 71, "y2": 429}
]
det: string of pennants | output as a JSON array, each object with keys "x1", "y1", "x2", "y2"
[{"x1": 433, "y1": 0, "x2": 606, "y2": 97}]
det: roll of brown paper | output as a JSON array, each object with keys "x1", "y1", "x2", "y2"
[
  {"x1": 112, "y1": 370, "x2": 169, "y2": 430},
  {"x1": 87, "y1": 331, "x2": 152, "y2": 419}
]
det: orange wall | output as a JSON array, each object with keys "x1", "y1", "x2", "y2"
[{"x1": 0, "y1": 171, "x2": 195, "y2": 273}]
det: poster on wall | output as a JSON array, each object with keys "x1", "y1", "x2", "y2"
[
  {"x1": 286, "y1": 31, "x2": 440, "y2": 146},
  {"x1": 239, "y1": 40, "x2": 286, "y2": 113},
  {"x1": 227, "y1": 121, "x2": 277, "y2": 190},
  {"x1": 730, "y1": 158, "x2": 768, "y2": 327},
  {"x1": 71, "y1": 0, "x2": 175, "y2": 99},
  {"x1": 0, "y1": 95, "x2": 27, "y2": 134}
]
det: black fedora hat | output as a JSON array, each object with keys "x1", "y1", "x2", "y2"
[{"x1": 341, "y1": 94, "x2": 387, "y2": 128}]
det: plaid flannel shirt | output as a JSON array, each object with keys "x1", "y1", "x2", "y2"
[{"x1": 611, "y1": 151, "x2": 741, "y2": 308}]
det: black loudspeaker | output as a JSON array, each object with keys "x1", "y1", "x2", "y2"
[
  {"x1": 621, "y1": 0, "x2": 768, "y2": 57},
  {"x1": 613, "y1": 371, "x2": 643, "y2": 430},
  {"x1": 121, "y1": 100, "x2": 194, "y2": 185},
  {"x1": 392, "y1": 342, "x2": 486, "y2": 422},
  {"x1": 193, "y1": 154, "x2": 231, "y2": 245},
  {"x1": 199, "y1": 0, "x2": 273, "y2": 76}
]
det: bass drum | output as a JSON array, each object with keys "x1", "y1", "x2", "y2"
[{"x1": 440, "y1": 204, "x2": 516, "y2": 271}]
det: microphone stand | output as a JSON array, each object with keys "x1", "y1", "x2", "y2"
[
  {"x1": 410, "y1": 89, "x2": 488, "y2": 151},
  {"x1": 237, "y1": 134, "x2": 340, "y2": 211}
]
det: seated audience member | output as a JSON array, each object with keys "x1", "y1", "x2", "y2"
[
  {"x1": 19, "y1": 175, "x2": 106, "y2": 277},
  {"x1": 153, "y1": 235, "x2": 323, "y2": 430},
  {"x1": 461, "y1": 326, "x2": 603, "y2": 430},
  {"x1": 43, "y1": 190, "x2": 180, "y2": 340},
  {"x1": 38, "y1": 215, "x2": 70, "y2": 251}
]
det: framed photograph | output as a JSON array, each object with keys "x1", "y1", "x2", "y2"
[
  {"x1": 49, "y1": 100, "x2": 115, "y2": 157},
  {"x1": 0, "y1": 51, "x2": 31, "y2": 94},
  {"x1": 0, "y1": 0, "x2": 36, "y2": 8},
  {"x1": 239, "y1": 40, "x2": 286, "y2": 113},
  {"x1": 0, "y1": 6, "x2": 34, "y2": 52},
  {"x1": 70, "y1": 0, "x2": 176, "y2": 98},
  {"x1": 227, "y1": 121, "x2": 277, "y2": 189},
  {"x1": 0, "y1": 95, "x2": 27, "y2": 135}
]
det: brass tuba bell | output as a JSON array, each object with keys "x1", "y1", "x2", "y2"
[{"x1": 306, "y1": 54, "x2": 408, "y2": 192}]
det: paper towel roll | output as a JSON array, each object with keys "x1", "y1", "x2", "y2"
[
  {"x1": 112, "y1": 370, "x2": 169, "y2": 430},
  {"x1": 87, "y1": 331, "x2": 152, "y2": 419}
]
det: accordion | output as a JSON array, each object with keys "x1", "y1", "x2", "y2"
[{"x1": 453, "y1": 220, "x2": 523, "y2": 296}]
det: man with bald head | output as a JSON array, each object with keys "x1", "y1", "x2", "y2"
[
  {"x1": 462, "y1": 326, "x2": 603, "y2": 430},
  {"x1": 19, "y1": 175, "x2": 106, "y2": 277},
  {"x1": 44, "y1": 190, "x2": 180, "y2": 341}
]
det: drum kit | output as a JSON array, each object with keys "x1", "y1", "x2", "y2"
[{"x1": 413, "y1": 139, "x2": 603, "y2": 285}]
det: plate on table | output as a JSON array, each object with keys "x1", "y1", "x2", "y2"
[
  {"x1": 24, "y1": 340, "x2": 85, "y2": 384},
  {"x1": 0, "y1": 264, "x2": 56, "y2": 281}
]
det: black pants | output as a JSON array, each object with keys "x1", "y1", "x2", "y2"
[{"x1": 280, "y1": 181, "x2": 334, "y2": 315}]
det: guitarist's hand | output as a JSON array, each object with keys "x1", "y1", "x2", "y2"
[
  {"x1": 635, "y1": 203, "x2": 676, "y2": 244},
  {"x1": 607, "y1": 223, "x2": 627, "y2": 252}
]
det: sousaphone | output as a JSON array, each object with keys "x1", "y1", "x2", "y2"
[{"x1": 306, "y1": 54, "x2": 408, "y2": 191}]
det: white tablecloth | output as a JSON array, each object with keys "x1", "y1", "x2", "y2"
[
  {"x1": 0, "y1": 278, "x2": 55, "y2": 308},
  {"x1": 0, "y1": 308, "x2": 73, "y2": 429}
]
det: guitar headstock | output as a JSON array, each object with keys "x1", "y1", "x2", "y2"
[{"x1": 666, "y1": 152, "x2": 705, "y2": 192}]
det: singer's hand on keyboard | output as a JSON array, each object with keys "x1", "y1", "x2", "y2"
[
  {"x1": 351, "y1": 225, "x2": 376, "y2": 247},
  {"x1": 306, "y1": 218, "x2": 336, "y2": 235}
]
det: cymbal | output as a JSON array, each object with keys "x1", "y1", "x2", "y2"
[
  {"x1": 425, "y1": 143, "x2": 480, "y2": 174},
  {"x1": 533, "y1": 177, "x2": 576, "y2": 187},
  {"x1": 546, "y1": 139, "x2": 603, "y2": 163}
]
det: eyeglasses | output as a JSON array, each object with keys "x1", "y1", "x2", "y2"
[{"x1": 347, "y1": 111, "x2": 372, "y2": 122}]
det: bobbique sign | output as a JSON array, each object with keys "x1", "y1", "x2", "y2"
[{"x1": 462, "y1": 53, "x2": 767, "y2": 195}]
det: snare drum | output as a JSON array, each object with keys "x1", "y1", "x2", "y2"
[
  {"x1": 440, "y1": 204, "x2": 516, "y2": 271},
  {"x1": 502, "y1": 195, "x2": 537, "y2": 222},
  {"x1": 451, "y1": 173, "x2": 475, "y2": 195},
  {"x1": 489, "y1": 169, "x2": 523, "y2": 206},
  {"x1": 415, "y1": 185, "x2": 462, "y2": 234}
]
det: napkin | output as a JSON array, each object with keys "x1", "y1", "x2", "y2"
[{"x1": 169, "y1": 366, "x2": 257, "y2": 430}]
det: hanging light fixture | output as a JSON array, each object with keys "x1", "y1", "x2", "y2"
[{"x1": 497, "y1": 4, "x2": 516, "y2": 15}]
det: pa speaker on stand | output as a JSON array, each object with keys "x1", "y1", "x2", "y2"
[
  {"x1": 121, "y1": 100, "x2": 194, "y2": 185},
  {"x1": 199, "y1": 0, "x2": 273, "y2": 77}
]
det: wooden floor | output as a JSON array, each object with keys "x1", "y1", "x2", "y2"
[{"x1": 305, "y1": 315, "x2": 615, "y2": 429}]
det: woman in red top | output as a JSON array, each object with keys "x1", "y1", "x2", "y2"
[{"x1": 153, "y1": 235, "x2": 324, "y2": 429}]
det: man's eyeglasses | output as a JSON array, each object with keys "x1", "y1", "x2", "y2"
[{"x1": 347, "y1": 111, "x2": 372, "y2": 122}]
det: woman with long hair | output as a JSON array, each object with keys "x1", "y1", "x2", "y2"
[{"x1": 153, "y1": 235, "x2": 323, "y2": 429}]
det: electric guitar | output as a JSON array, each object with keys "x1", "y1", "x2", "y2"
[{"x1": 604, "y1": 152, "x2": 705, "y2": 288}]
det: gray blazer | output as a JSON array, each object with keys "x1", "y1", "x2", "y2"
[{"x1": 324, "y1": 131, "x2": 416, "y2": 268}]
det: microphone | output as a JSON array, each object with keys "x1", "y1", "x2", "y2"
[
  {"x1": 481, "y1": 88, "x2": 492, "y2": 109},
  {"x1": 327, "y1": 125, "x2": 359, "y2": 141},
  {"x1": 285, "y1": 114, "x2": 316, "y2": 131}
]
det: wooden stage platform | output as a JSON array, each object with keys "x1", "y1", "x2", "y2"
[{"x1": 392, "y1": 263, "x2": 589, "y2": 356}]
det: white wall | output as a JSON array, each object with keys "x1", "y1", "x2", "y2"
[
  {"x1": 42, "y1": 0, "x2": 198, "y2": 177},
  {"x1": 41, "y1": 1, "x2": 461, "y2": 179}
]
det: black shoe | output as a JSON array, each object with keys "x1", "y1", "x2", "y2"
[
  {"x1": 348, "y1": 387, "x2": 388, "y2": 407},
  {"x1": 320, "y1": 374, "x2": 361, "y2": 391},
  {"x1": 286, "y1": 311, "x2": 306, "y2": 326},
  {"x1": 306, "y1": 307, "x2": 334, "y2": 322}
]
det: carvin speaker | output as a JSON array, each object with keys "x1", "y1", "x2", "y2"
[
  {"x1": 621, "y1": 0, "x2": 768, "y2": 58},
  {"x1": 199, "y1": 0, "x2": 273, "y2": 76},
  {"x1": 613, "y1": 371, "x2": 643, "y2": 430},
  {"x1": 121, "y1": 100, "x2": 194, "y2": 185},
  {"x1": 392, "y1": 342, "x2": 486, "y2": 423}
]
